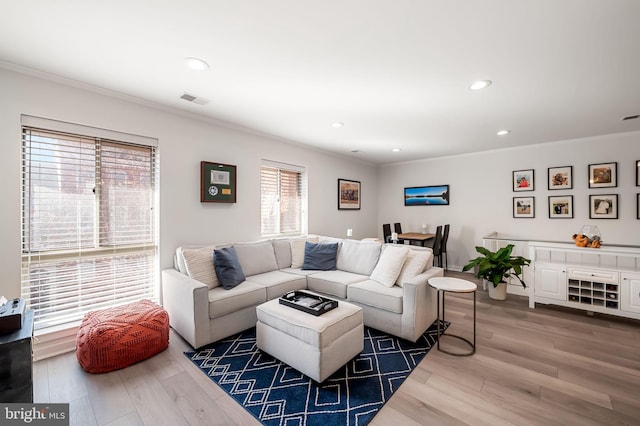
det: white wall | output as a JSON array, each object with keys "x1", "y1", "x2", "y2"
[
  {"x1": 378, "y1": 132, "x2": 640, "y2": 271},
  {"x1": 0, "y1": 67, "x2": 378, "y2": 299}
]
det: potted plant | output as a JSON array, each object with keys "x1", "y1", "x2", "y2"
[{"x1": 462, "y1": 244, "x2": 531, "y2": 300}]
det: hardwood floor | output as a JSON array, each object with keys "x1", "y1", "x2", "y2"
[{"x1": 34, "y1": 271, "x2": 640, "y2": 425}]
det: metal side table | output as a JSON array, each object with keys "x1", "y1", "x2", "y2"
[{"x1": 428, "y1": 277, "x2": 476, "y2": 356}]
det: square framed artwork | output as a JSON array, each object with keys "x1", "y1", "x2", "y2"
[
  {"x1": 548, "y1": 166, "x2": 573, "y2": 190},
  {"x1": 513, "y1": 196, "x2": 535, "y2": 218},
  {"x1": 404, "y1": 185, "x2": 450, "y2": 206},
  {"x1": 338, "y1": 178, "x2": 361, "y2": 210},
  {"x1": 589, "y1": 194, "x2": 618, "y2": 219},
  {"x1": 636, "y1": 160, "x2": 639, "y2": 186},
  {"x1": 637, "y1": 193, "x2": 640, "y2": 219},
  {"x1": 513, "y1": 169, "x2": 534, "y2": 192},
  {"x1": 548, "y1": 195, "x2": 573, "y2": 218},
  {"x1": 200, "y1": 161, "x2": 237, "y2": 203},
  {"x1": 588, "y1": 162, "x2": 617, "y2": 188}
]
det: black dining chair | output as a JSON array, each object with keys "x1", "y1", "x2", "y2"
[
  {"x1": 430, "y1": 225, "x2": 443, "y2": 267},
  {"x1": 382, "y1": 223, "x2": 392, "y2": 243},
  {"x1": 393, "y1": 222, "x2": 406, "y2": 244},
  {"x1": 440, "y1": 224, "x2": 450, "y2": 270}
]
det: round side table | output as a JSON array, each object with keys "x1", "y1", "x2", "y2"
[{"x1": 428, "y1": 277, "x2": 477, "y2": 356}]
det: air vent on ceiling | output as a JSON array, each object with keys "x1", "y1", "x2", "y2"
[
  {"x1": 180, "y1": 93, "x2": 209, "y2": 106},
  {"x1": 622, "y1": 114, "x2": 639, "y2": 121}
]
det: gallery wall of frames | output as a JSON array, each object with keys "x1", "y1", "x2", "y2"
[{"x1": 512, "y1": 160, "x2": 640, "y2": 220}]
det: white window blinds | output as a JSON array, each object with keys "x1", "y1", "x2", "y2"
[
  {"x1": 260, "y1": 161, "x2": 306, "y2": 237},
  {"x1": 21, "y1": 123, "x2": 159, "y2": 331}
]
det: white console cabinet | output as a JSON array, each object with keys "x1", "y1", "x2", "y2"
[{"x1": 528, "y1": 241, "x2": 640, "y2": 320}]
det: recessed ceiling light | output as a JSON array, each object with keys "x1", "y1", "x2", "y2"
[
  {"x1": 497, "y1": 129, "x2": 510, "y2": 136},
  {"x1": 469, "y1": 80, "x2": 492, "y2": 91},
  {"x1": 392, "y1": 148, "x2": 401, "y2": 152},
  {"x1": 185, "y1": 57, "x2": 209, "y2": 71},
  {"x1": 331, "y1": 122, "x2": 344, "y2": 128}
]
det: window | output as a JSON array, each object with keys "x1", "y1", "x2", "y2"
[
  {"x1": 21, "y1": 116, "x2": 159, "y2": 331},
  {"x1": 260, "y1": 160, "x2": 307, "y2": 237}
]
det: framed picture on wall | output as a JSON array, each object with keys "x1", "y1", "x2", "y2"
[
  {"x1": 513, "y1": 196, "x2": 535, "y2": 218},
  {"x1": 548, "y1": 195, "x2": 573, "y2": 218},
  {"x1": 548, "y1": 166, "x2": 573, "y2": 190},
  {"x1": 636, "y1": 160, "x2": 639, "y2": 186},
  {"x1": 588, "y1": 162, "x2": 617, "y2": 188},
  {"x1": 338, "y1": 178, "x2": 361, "y2": 210},
  {"x1": 637, "y1": 193, "x2": 640, "y2": 219},
  {"x1": 200, "y1": 161, "x2": 237, "y2": 203},
  {"x1": 589, "y1": 194, "x2": 618, "y2": 219},
  {"x1": 513, "y1": 169, "x2": 534, "y2": 192},
  {"x1": 404, "y1": 185, "x2": 450, "y2": 206}
]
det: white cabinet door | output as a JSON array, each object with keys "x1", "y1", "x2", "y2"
[
  {"x1": 534, "y1": 263, "x2": 567, "y2": 301},
  {"x1": 621, "y1": 273, "x2": 640, "y2": 314}
]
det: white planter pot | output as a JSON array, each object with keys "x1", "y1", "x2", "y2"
[{"x1": 487, "y1": 281, "x2": 507, "y2": 300}]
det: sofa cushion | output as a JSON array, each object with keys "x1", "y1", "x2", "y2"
[
  {"x1": 181, "y1": 246, "x2": 219, "y2": 289},
  {"x1": 214, "y1": 247, "x2": 246, "y2": 289},
  {"x1": 348, "y1": 280, "x2": 404, "y2": 314},
  {"x1": 370, "y1": 245, "x2": 409, "y2": 287},
  {"x1": 291, "y1": 236, "x2": 319, "y2": 268},
  {"x1": 233, "y1": 240, "x2": 278, "y2": 277},
  {"x1": 280, "y1": 268, "x2": 321, "y2": 277},
  {"x1": 336, "y1": 239, "x2": 382, "y2": 276},
  {"x1": 245, "y1": 270, "x2": 307, "y2": 300},
  {"x1": 396, "y1": 249, "x2": 431, "y2": 287},
  {"x1": 271, "y1": 238, "x2": 292, "y2": 269},
  {"x1": 306, "y1": 270, "x2": 369, "y2": 299},
  {"x1": 208, "y1": 281, "x2": 266, "y2": 318},
  {"x1": 302, "y1": 242, "x2": 338, "y2": 271}
]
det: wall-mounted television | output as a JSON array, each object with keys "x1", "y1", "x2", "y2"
[{"x1": 404, "y1": 185, "x2": 450, "y2": 206}]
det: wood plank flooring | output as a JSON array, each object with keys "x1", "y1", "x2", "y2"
[{"x1": 34, "y1": 271, "x2": 640, "y2": 425}]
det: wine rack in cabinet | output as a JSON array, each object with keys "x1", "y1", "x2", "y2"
[{"x1": 567, "y1": 267, "x2": 619, "y2": 310}]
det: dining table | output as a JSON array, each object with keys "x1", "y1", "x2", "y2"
[{"x1": 397, "y1": 232, "x2": 435, "y2": 247}]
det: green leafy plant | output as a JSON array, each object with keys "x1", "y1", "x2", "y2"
[{"x1": 462, "y1": 244, "x2": 531, "y2": 288}]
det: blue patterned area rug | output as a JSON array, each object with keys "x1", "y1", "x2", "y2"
[{"x1": 185, "y1": 320, "x2": 446, "y2": 426}]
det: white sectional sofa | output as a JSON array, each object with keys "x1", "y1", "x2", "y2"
[{"x1": 162, "y1": 236, "x2": 444, "y2": 349}]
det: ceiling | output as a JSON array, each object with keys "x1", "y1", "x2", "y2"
[{"x1": 1, "y1": 1, "x2": 639, "y2": 164}]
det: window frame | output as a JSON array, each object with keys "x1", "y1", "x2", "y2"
[
  {"x1": 260, "y1": 159, "x2": 307, "y2": 238},
  {"x1": 20, "y1": 116, "x2": 159, "y2": 333}
]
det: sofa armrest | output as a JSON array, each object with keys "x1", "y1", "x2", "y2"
[
  {"x1": 161, "y1": 269, "x2": 210, "y2": 349},
  {"x1": 400, "y1": 266, "x2": 444, "y2": 341}
]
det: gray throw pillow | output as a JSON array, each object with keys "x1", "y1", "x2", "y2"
[
  {"x1": 301, "y1": 242, "x2": 338, "y2": 270},
  {"x1": 214, "y1": 247, "x2": 246, "y2": 289}
]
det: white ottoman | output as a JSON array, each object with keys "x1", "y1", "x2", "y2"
[{"x1": 256, "y1": 297, "x2": 363, "y2": 382}]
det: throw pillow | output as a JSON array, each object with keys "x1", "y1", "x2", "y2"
[
  {"x1": 214, "y1": 247, "x2": 246, "y2": 289},
  {"x1": 370, "y1": 245, "x2": 410, "y2": 287},
  {"x1": 290, "y1": 236, "x2": 319, "y2": 268},
  {"x1": 182, "y1": 246, "x2": 219, "y2": 289},
  {"x1": 396, "y1": 249, "x2": 430, "y2": 287},
  {"x1": 301, "y1": 242, "x2": 339, "y2": 270}
]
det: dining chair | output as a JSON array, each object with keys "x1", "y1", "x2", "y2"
[
  {"x1": 430, "y1": 225, "x2": 443, "y2": 267},
  {"x1": 382, "y1": 223, "x2": 392, "y2": 243},
  {"x1": 393, "y1": 223, "x2": 406, "y2": 244},
  {"x1": 441, "y1": 224, "x2": 450, "y2": 270}
]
